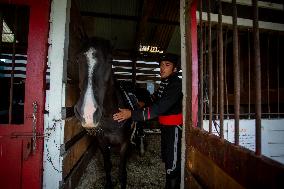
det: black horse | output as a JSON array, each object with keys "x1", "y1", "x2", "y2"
[{"x1": 74, "y1": 37, "x2": 133, "y2": 189}]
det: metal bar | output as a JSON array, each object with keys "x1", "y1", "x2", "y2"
[
  {"x1": 203, "y1": 22, "x2": 207, "y2": 119},
  {"x1": 248, "y1": 30, "x2": 251, "y2": 119},
  {"x1": 277, "y1": 34, "x2": 280, "y2": 118},
  {"x1": 198, "y1": 0, "x2": 204, "y2": 129},
  {"x1": 218, "y1": 0, "x2": 224, "y2": 139},
  {"x1": 207, "y1": 0, "x2": 213, "y2": 133},
  {"x1": 224, "y1": 28, "x2": 229, "y2": 120},
  {"x1": 233, "y1": 0, "x2": 240, "y2": 145},
  {"x1": 267, "y1": 36, "x2": 270, "y2": 119},
  {"x1": 8, "y1": 6, "x2": 18, "y2": 124},
  {"x1": 253, "y1": 0, "x2": 262, "y2": 156},
  {"x1": 216, "y1": 26, "x2": 219, "y2": 120}
]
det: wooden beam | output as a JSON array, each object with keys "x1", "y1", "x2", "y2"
[
  {"x1": 134, "y1": 0, "x2": 156, "y2": 49},
  {"x1": 188, "y1": 127, "x2": 284, "y2": 189},
  {"x1": 220, "y1": 0, "x2": 284, "y2": 11},
  {"x1": 151, "y1": 0, "x2": 179, "y2": 50},
  {"x1": 115, "y1": 74, "x2": 161, "y2": 81},
  {"x1": 113, "y1": 67, "x2": 160, "y2": 75},
  {"x1": 63, "y1": 144, "x2": 97, "y2": 189},
  {"x1": 112, "y1": 61, "x2": 159, "y2": 68},
  {"x1": 62, "y1": 135, "x2": 92, "y2": 178},
  {"x1": 80, "y1": 11, "x2": 179, "y2": 26},
  {"x1": 196, "y1": 11, "x2": 284, "y2": 31},
  {"x1": 81, "y1": 10, "x2": 284, "y2": 33},
  {"x1": 64, "y1": 117, "x2": 84, "y2": 143}
]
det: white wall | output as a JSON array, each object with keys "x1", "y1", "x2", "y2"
[{"x1": 203, "y1": 119, "x2": 284, "y2": 164}]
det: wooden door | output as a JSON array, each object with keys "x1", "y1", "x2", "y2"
[{"x1": 0, "y1": 0, "x2": 50, "y2": 188}]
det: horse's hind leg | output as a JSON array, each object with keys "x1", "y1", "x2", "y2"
[
  {"x1": 119, "y1": 142, "x2": 128, "y2": 189},
  {"x1": 101, "y1": 145, "x2": 113, "y2": 189}
]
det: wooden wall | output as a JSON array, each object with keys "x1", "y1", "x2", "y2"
[
  {"x1": 185, "y1": 127, "x2": 284, "y2": 189},
  {"x1": 62, "y1": 1, "x2": 95, "y2": 188}
]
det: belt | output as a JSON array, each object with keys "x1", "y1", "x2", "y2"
[{"x1": 158, "y1": 113, "x2": 183, "y2": 126}]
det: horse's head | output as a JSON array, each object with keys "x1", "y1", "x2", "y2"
[{"x1": 74, "y1": 38, "x2": 112, "y2": 128}]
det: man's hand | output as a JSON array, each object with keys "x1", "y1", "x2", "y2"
[
  {"x1": 113, "y1": 108, "x2": 131, "y2": 122},
  {"x1": 137, "y1": 101, "x2": 145, "y2": 108}
]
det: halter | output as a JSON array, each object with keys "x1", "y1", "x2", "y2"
[{"x1": 84, "y1": 82, "x2": 139, "y2": 136}]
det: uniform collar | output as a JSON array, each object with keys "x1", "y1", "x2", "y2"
[{"x1": 161, "y1": 72, "x2": 179, "y2": 82}]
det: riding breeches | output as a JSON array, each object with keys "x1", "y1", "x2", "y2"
[{"x1": 160, "y1": 125, "x2": 182, "y2": 188}]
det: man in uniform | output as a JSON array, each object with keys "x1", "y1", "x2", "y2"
[{"x1": 113, "y1": 53, "x2": 183, "y2": 189}]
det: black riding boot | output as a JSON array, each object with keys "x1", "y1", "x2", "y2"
[{"x1": 165, "y1": 175, "x2": 181, "y2": 189}]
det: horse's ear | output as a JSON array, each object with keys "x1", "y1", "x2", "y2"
[
  {"x1": 106, "y1": 42, "x2": 113, "y2": 64},
  {"x1": 82, "y1": 37, "x2": 89, "y2": 46},
  {"x1": 81, "y1": 34, "x2": 89, "y2": 46},
  {"x1": 103, "y1": 66, "x2": 112, "y2": 82},
  {"x1": 107, "y1": 54, "x2": 112, "y2": 64}
]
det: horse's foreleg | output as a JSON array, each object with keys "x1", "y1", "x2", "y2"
[
  {"x1": 119, "y1": 142, "x2": 128, "y2": 189},
  {"x1": 101, "y1": 146, "x2": 113, "y2": 189}
]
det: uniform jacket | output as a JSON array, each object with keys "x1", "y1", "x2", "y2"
[{"x1": 131, "y1": 73, "x2": 182, "y2": 124}]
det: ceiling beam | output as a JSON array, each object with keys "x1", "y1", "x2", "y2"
[
  {"x1": 134, "y1": 0, "x2": 156, "y2": 49},
  {"x1": 81, "y1": 9, "x2": 283, "y2": 32},
  {"x1": 115, "y1": 74, "x2": 160, "y2": 81},
  {"x1": 220, "y1": 0, "x2": 284, "y2": 11},
  {"x1": 197, "y1": 11, "x2": 284, "y2": 31},
  {"x1": 112, "y1": 61, "x2": 159, "y2": 68},
  {"x1": 151, "y1": 0, "x2": 179, "y2": 51},
  {"x1": 80, "y1": 11, "x2": 179, "y2": 26},
  {"x1": 113, "y1": 67, "x2": 160, "y2": 75}
]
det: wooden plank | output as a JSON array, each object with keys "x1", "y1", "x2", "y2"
[
  {"x1": 66, "y1": 83, "x2": 79, "y2": 107},
  {"x1": 64, "y1": 117, "x2": 84, "y2": 143},
  {"x1": 62, "y1": 134, "x2": 93, "y2": 178},
  {"x1": 62, "y1": 107, "x2": 75, "y2": 120},
  {"x1": 64, "y1": 130, "x2": 86, "y2": 151},
  {"x1": 187, "y1": 127, "x2": 284, "y2": 189},
  {"x1": 187, "y1": 146, "x2": 245, "y2": 189},
  {"x1": 63, "y1": 144, "x2": 97, "y2": 189},
  {"x1": 184, "y1": 166, "x2": 203, "y2": 189}
]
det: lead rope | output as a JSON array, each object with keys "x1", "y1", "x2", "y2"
[{"x1": 120, "y1": 84, "x2": 137, "y2": 145}]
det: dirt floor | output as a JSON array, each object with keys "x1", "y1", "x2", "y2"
[{"x1": 76, "y1": 133, "x2": 165, "y2": 189}]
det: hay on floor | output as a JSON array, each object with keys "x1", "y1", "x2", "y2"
[{"x1": 76, "y1": 134, "x2": 165, "y2": 189}]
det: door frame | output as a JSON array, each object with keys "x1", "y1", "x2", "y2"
[
  {"x1": 43, "y1": 0, "x2": 70, "y2": 188},
  {"x1": 180, "y1": 0, "x2": 199, "y2": 188}
]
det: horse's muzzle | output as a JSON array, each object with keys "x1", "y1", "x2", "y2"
[{"x1": 74, "y1": 104, "x2": 102, "y2": 128}]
